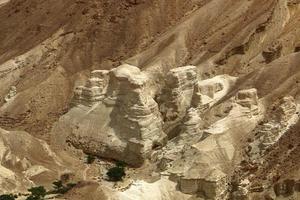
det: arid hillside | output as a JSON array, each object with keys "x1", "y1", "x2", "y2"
[{"x1": 0, "y1": 0, "x2": 300, "y2": 199}]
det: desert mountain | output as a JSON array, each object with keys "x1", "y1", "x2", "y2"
[{"x1": 0, "y1": 0, "x2": 300, "y2": 199}]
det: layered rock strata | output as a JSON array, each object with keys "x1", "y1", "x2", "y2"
[
  {"x1": 105, "y1": 64, "x2": 166, "y2": 155},
  {"x1": 162, "y1": 87, "x2": 261, "y2": 199},
  {"x1": 236, "y1": 88, "x2": 259, "y2": 116},
  {"x1": 53, "y1": 64, "x2": 165, "y2": 166},
  {"x1": 248, "y1": 96, "x2": 299, "y2": 160},
  {"x1": 4, "y1": 86, "x2": 16, "y2": 103},
  {"x1": 181, "y1": 108, "x2": 203, "y2": 137},
  {"x1": 159, "y1": 66, "x2": 197, "y2": 123},
  {"x1": 73, "y1": 70, "x2": 109, "y2": 106}
]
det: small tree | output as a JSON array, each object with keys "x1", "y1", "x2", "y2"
[
  {"x1": 52, "y1": 180, "x2": 63, "y2": 191},
  {"x1": 26, "y1": 186, "x2": 46, "y2": 200},
  {"x1": 0, "y1": 194, "x2": 17, "y2": 200},
  {"x1": 26, "y1": 196, "x2": 40, "y2": 200},
  {"x1": 51, "y1": 180, "x2": 77, "y2": 194},
  {"x1": 106, "y1": 161, "x2": 126, "y2": 182},
  {"x1": 86, "y1": 154, "x2": 96, "y2": 164}
]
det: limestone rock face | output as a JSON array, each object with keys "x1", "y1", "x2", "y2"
[
  {"x1": 159, "y1": 66, "x2": 197, "y2": 123},
  {"x1": 73, "y1": 70, "x2": 109, "y2": 106},
  {"x1": 156, "y1": 108, "x2": 203, "y2": 170},
  {"x1": 191, "y1": 82, "x2": 215, "y2": 112},
  {"x1": 2, "y1": 0, "x2": 300, "y2": 198},
  {"x1": 182, "y1": 108, "x2": 202, "y2": 136},
  {"x1": 275, "y1": 96, "x2": 297, "y2": 122},
  {"x1": 106, "y1": 64, "x2": 166, "y2": 155},
  {"x1": 178, "y1": 168, "x2": 228, "y2": 200},
  {"x1": 159, "y1": 84, "x2": 263, "y2": 198},
  {"x1": 193, "y1": 75, "x2": 238, "y2": 110},
  {"x1": 236, "y1": 89, "x2": 258, "y2": 109},
  {"x1": 168, "y1": 142, "x2": 231, "y2": 200},
  {"x1": 248, "y1": 96, "x2": 299, "y2": 160},
  {"x1": 53, "y1": 64, "x2": 166, "y2": 166},
  {"x1": 4, "y1": 86, "x2": 17, "y2": 102},
  {"x1": 198, "y1": 81, "x2": 223, "y2": 99}
]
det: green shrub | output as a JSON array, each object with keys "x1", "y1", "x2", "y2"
[
  {"x1": 52, "y1": 180, "x2": 63, "y2": 191},
  {"x1": 51, "y1": 180, "x2": 77, "y2": 194},
  {"x1": 106, "y1": 166, "x2": 126, "y2": 182},
  {"x1": 26, "y1": 196, "x2": 40, "y2": 200},
  {"x1": 0, "y1": 194, "x2": 17, "y2": 200},
  {"x1": 26, "y1": 186, "x2": 46, "y2": 200},
  {"x1": 86, "y1": 154, "x2": 96, "y2": 164}
]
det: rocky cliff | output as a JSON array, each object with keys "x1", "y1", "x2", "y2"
[{"x1": 0, "y1": 0, "x2": 300, "y2": 199}]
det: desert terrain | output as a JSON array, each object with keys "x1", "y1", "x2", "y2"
[{"x1": 0, "y1": 0, "x2": 300, "y2": 199}]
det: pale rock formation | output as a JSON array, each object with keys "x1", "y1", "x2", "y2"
[
  {"x1": 231, "y1": 185, "x2": 249, "y2": 200},
  {"x1": 73, "y1": 70, "x2": 109, "y2": 106},
  {"x1": 193, "y1": 75, "x2": 238, "y2": 110},
  {"x1": 182, "y1": 108, "x2": 203, "y2": 137},
  {"x1": 248, "y1": 96, "x2": 299, "y2": 160},
  {"x1": 275, "y1": 96, "x2": 297, "y2": 123},
  {"x1": 4, "y1": 86, "x2": 16, "y2": 102},
  {"x1": 156, "y1": 108, "x2": 203, "y2": 170},
  {"x1": 159, "y1": 66, "x2": 197, "y2": 123},
  {"x1": 118, "y1": 178, "x2": 193, "y2": 200},
  {"x1": 168, "y1": 141, "x2": 231, "y2": 200},
  {"x1": 106, "y1": 64, "x2": 166, "y2": 155},
  {"x1": 198, "y1": 81, "x2": 223, "y2": 99},
  {"x1": 191, "y1": 82, "x2": 214, "y2": 113},
  {"x1": 260, "y1": 122, "x2": 282, "y2": 150},
  {"x1": 248, "y1": 121, "x2": 281, "y2": 160},
  {"x1": 53, "y1": 64, "x2": 166, "y2": 166},
  {"x1": 153, "y1": 75, "x2": 238, "y2": 169},
  {"x1": 235, "y1": 88, "x2": 259, "y2": 115},
  {"x1": 178, "y1": 169, "x2": 228, "y2": 200},
  {"x1": 162, "y1": 90, "x2": 262, "y2": 199}
]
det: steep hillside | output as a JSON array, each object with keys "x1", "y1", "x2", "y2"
[{"x1": 0, "y1": 0, "x2": 300, "y2": 199}]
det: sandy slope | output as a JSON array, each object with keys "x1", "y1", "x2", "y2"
[{"x1": 0, "y1": 0, "x2": 300, "y2": 199}]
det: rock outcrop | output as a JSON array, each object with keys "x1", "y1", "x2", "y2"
[
  {"x1": 159, "y1": 85, "x2": 262, "y2": 199},
  {"x1": 73, "y1": 70, "x2": 109, "y2": 106},
  {"x1": 248, "y1": 96, "x2": 299, "y2": 160},
  {"x1": 275, "y1": 96, "x2": 297, "y2": 123},
  {"x1": 236, "y1": 88, "x2": 259, "y2": 115},
  {"x1": 262, "y1": 41, "x2": 283, "y2": 63},
  {"x1": 168, "y1": 141, "x2": 231, "y2": 200},
  {"x1": 178, "y1": 168, "x2": 228, "y2": 199},
  {"x1": 106, "y1": 64, "x2": 166, "y2": 156},
  {"x1": 1, "y1": 0, "x2": 300, "y2": 199},
  {"x1": 53, "y1": 64, "x2": 166, "y2": 166},
  {"x1": 4, "y1": 86, "x2": 16, "y2": 102},
  {"x1": 159, "y1": 66, "x2": 197, "y2": 123},
  {"x1": 181, "y1": 108, "x2": 203, "y2": 137}
]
